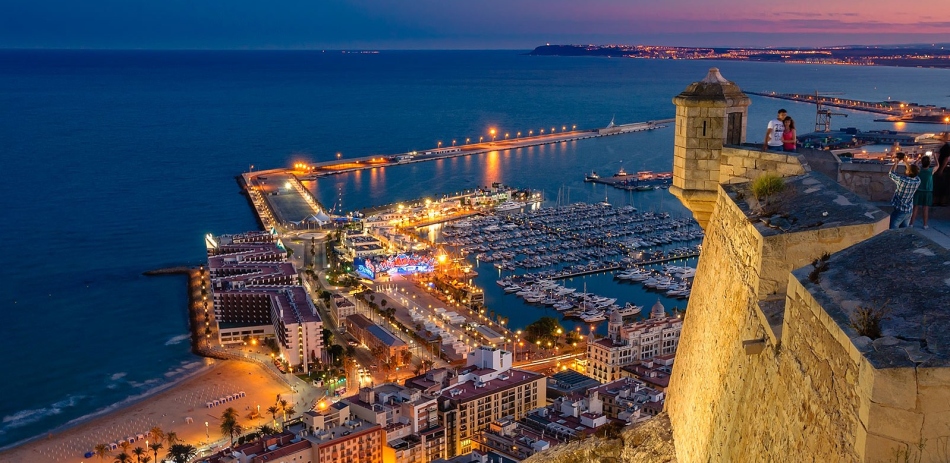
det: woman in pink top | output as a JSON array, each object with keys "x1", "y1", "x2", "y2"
[{"x1": 782, "y1": 117, "x2": 797, "y2": 152}]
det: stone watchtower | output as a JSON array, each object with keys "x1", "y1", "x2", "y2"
[{"x1": 670, "y1": 68, "x2": 750, "y2": 227}]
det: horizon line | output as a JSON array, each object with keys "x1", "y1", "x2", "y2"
[{"x1": 2, "y1": 41, "x2": 950, "y2": 53}]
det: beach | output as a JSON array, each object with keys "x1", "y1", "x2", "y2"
[{"x1": 0, "y1": 360, "x2": 292, "y2": 463}]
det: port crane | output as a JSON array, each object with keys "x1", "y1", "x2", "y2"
[{"x1": 813, "y1": 91, "x2": 848, "y2": 132}]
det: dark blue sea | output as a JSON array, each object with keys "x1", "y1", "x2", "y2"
[{"x1": 1, "y1": 49, "x2": 947, "y2": 448}]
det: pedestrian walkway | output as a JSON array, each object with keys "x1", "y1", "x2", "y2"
[{"x1": 913, "y1": 217, "x2": 950, "y2": 249}]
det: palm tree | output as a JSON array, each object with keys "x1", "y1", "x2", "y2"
[
  {"x1": 94, "y1": 443, "x2": 111, "y2": 461},
  {"x1": 148, "y1": 442, "x2": 163, "y2": 463},
  {"x1": 258, "y1": 424, "x2": 276, "y2": 437},
  {"x1": 132, "y1": 446, "x2": 146, "y2": 463},
  {"x1": 278, "y1": 399, "x2": 289, "y2": 422},
  {"x1": 149, "y1": 426, "x2": 165, "y2": 446},
  {"x1": 118, "y1": 441, "x2": 132, "y2": 455},
  {"x1": 266, "y1": 406, "x2": 279, "y2": 427},
  {"x1": 166, "y1": 444, "x2": 198, "y2": 463},
  {"x1": 139, "y1": 456, "x2": 152, "y2": 463},
  {"x1": 165, "y1": 431, "x2": 181, "y2": 446},
  {"x1": 113, "y1": 452, "x2": 131, "y2": 463},
  {"x1": 220, "y1": 407, "x2": 242, "y2": 446},
  {"x1": 283, "y1": 405, "x2": 296, "y2": 422}
]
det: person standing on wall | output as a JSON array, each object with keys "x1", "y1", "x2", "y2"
[
  {"x1": 910, "y1": 155, "x2": 934, "y2": 229},
  {"x1": 888, "y1": 158, "x2": 921, "y2": 229},
  {"x1": 782, "y1": 117, "x2": 797, "y2": 153},
  {"x1": 934, "y1": 143, "x2": 950, "y2": 207},
  {"x1": 763, "y1": 109, "x2": 787, "y2": 152}
]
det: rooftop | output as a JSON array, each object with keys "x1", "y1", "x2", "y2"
[
  {"x1": 440, "y1": 369, "x2": 542, "y2": 403},
  {"x1": 367, "y1": 324, "x2": 406, "y2": 348},
  {"x1": 303, "y1": 418, "x2": 381, "y2": 447},
  {"x1": 794, "y1": 229, "x2": 950, "y2": 367},
  {"x1": 723, "y1": 172, "x2": 888, "y2": 237}
]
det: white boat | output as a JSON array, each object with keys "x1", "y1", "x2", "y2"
[
  {"x1": 554, "y1": 302, "x2": 575, "y2": 311},
  {"x1": 616, "y1": 303, "x2": 642, "y2": 317},
  {"x1": 495, "y1": 201, "x2": 526, "y2": 212},
  {"x1": 580, "y1": 310, "x2": 607, "y2": 323},
  {"x1": 504, "y1": 285, "x2": 522, "y2": 293}
]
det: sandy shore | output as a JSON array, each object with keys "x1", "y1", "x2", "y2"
[{"x1": 0, "y1": 360, "x2": 292, "y2": 463}]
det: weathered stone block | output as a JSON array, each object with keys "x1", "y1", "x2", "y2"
[
  {"x1": 864, "y1": 433, "x2": 908, "y2": 462},
  {"x1": 871, "y1": 368, "x2": 919, "y2": 411},
  {"x1": 867, "y1": 403, "x2": 923, "y2": 443},
  {"x1": 918, "y1": 368, "x2": 950, "y2": 387}
]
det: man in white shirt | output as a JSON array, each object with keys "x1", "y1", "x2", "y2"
[{"x1": 763, "y1": 109, "x2": 787, "y2": 151}]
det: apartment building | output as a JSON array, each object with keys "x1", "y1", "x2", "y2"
[
  {"x1": 436, "y1": 347, "x2": 546, "y2": 457},
  {"x1": 586, "y1": 300, "x2": 681, "y2": 383}
]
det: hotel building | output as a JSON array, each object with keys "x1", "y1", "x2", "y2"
[
  {"x1": 206, "y1": 231, "x2": 323, "y2": 372},
  {"x1": 586, "y1": 300, "x2": 682, "y2": 383},
  {"x1": 433, "y1": 347, "x2": 547, "y2": 457}
]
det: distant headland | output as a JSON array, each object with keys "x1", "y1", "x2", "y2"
[{"x1": 528, "y1": 43, "x2": 950, "y2": 68}]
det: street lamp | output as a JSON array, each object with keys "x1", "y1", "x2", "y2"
[
  {"x1": 528, "y1": 130, "x2": 533, "y2": 136},
  {"x1": 466, "y1": 138, "x2": 470, "y2": 144},
  {"x1": 336, "y1": 152, "x2": 342, "y2": 160},
  {"x1": 490, "y1": 128, "x2": 496, "y2": 143},
  {"x1": 452, "y1": 140, "x2": 456, "y2": 146},
  {"x1": 205, "y1": 421, "x2": 209, "y2": 438},
  {"x1": 437, "y1": 141, "x2": 442, "y2": 148}
]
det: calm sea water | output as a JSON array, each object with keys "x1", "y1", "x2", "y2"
[{"x1": 1, "y1": 49, "x2": 947, "y2": 448}]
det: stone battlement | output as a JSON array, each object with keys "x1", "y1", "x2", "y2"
[{"x1": 666, "y1": 69, "x2": 950, "y2": 462}]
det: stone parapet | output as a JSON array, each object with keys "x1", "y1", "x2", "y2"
[
  {"x1": 838, "y1": 162, "x2": 896, "y2": 202},
  {"x1": 791, "y1": 230, "x2": 950, "y2": 461},
  {"x1": 720, "y1": 145, "x2": 807, "y2": 184},
  {"x1": 667, "y1": 185, "x2": 868, "y2": 461}
]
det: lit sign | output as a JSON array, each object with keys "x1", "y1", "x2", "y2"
[
  {"x1": 353, "y1": 254, "x2": 435, "y2": 280},
  {"x1": 355, "y1": 257, "x2": 376, "y2": 280}
]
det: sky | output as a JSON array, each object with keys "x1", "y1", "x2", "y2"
[{"x1": 2, "y1": 0, "x2": 950, "y2": 49}]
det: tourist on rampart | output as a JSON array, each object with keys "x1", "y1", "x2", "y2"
[
  {"x1": 910, "y1": 156, "x2": 933, "y2": 229},
  {"x1": 888, "y1": 160, "x2": 921, "y2": 229},
  {"x1": 782, "y1": 117, "x2": 797, "y2": 152},
  {"x1": 763, "y1": 109, "x2": 787, "y2": 151},
  {"x1": 934, "y1": 143, "x2": 950, "y2": 207}
]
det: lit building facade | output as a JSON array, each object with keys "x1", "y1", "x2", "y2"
[
  {"x1": 206, "y1": 231, "x2": 324, "y2": 372},
  {"x1": 345, "y1": 383, "x2": 446, "y2": 463},
  {"x1": 437, "y1": 347, "x2": 546, "y2": 457},
  {"x1": 302, "y1": 402, "x2": 385, "y2": 463},
  {"x1": 586, "y1": 301, "x2": 682, "y2": 383}
]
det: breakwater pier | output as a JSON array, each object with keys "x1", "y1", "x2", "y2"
[
  {"x1": 748, "y1": 91, "x2": 950, "y2": 124},
  {"x1": 298, "y1": 119, "x2": 673, "y2": 179},
  {"x1": 238, "y1": 119, "x2": 673, "y2": 228}
]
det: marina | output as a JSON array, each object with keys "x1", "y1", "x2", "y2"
[{"x1": 432, "y1": 200, "x2": 702, "y2": 328}]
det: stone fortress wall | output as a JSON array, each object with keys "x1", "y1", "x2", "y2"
[{"x1": 667, "y1": 69, "x2": 950, "y2": 462}]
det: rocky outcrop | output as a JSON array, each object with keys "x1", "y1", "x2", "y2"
[{"x1": 523, "y1": 414, "x2": 676, "y2": 463}]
